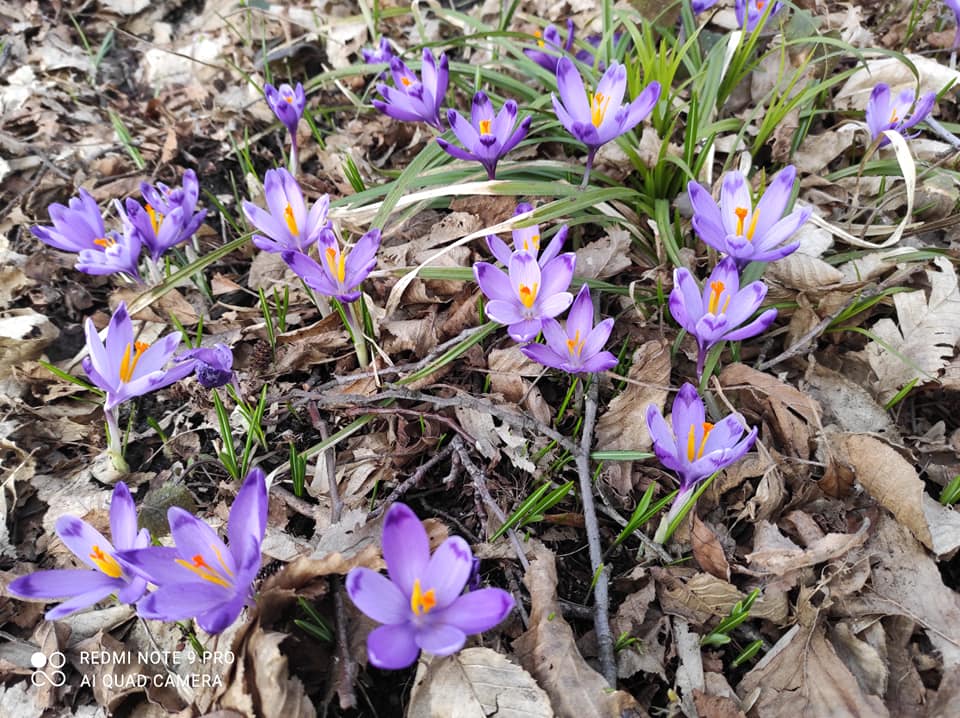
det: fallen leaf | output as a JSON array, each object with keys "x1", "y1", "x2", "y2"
[
  {"x1": 745, "y1": 518, "x2": 870, "y2": 579},
  {"x1": 692, "y1": 516, "x2": 731, "y2": 581},
  {"x1": 574, "y1": 229, "x2": 632, "y2": 280}
]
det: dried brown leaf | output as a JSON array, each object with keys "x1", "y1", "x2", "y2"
[
  {"x1": 691, "y1": 515, "x2": 731, "y2": 582},
  {"x1": 745, "y1": 518, "x2": 870, "y2": 578}
]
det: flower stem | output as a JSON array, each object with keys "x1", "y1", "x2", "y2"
[
  {"x1": 288, "y1": 138, "x2": 300, "y2": 177},
  {"x1": 104, "y1": 407, "x2": 129, "y2": 473},
  {"x1": 343, "y1": 300, "x2": 369, "y2": 369},
  {"x1": 580, "y1": 148, "x2": 597, "y2": 189}
]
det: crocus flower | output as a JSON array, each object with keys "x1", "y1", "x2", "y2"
[
  {"x1": 346, "y1": 502, "x2": 514, "y2": 669},
  {"x1": 552, "y1": 57, "x2": 660, "y2": 184},
  {"x1": 176, "y1": 343, "x2": 235, "y2": 389},
  {"x1": 281, "y1": 228, "x2": 381, "y2": 303},
  {"x1": 124, "y1": 199, "x2": 205, "y2": 263},
  {"x1": 374, "y1": 49, "x2": 449, "y2": 130},
  {"x1": 687, "y1": 165, "x2": 811, "y2": 269},
  {"x1": 82, "y1": 302, "x2": 195, "y2": 411},
  {"x1": 265, "y1": 82, "x2": 305, "y2": 139},
  {"x1": 864, "y1": 83, "x2": 936, "y2": 146},
  {"x1": 75, "y1": 225, "x2": 143, "y2": 282},
  {"x1": 735, "y1": 0, "x2": 783, "y2": 31},
  {"x1": 486, "y1": 202, "x2": 568, "y2": 268},
  {"x1": 31, "y1": 188, "x2": 105, "y2": 254},
  {"x1": 362, "y1": 37, "x2": 395, "y2": 64},
  {"x1": 437, "y1": 91, "x2": 531, "y2": 179},
  {"x1": 574, "y1": 32, "x2": 625, "y2": 71},
  {"x1": 117, "y1": 468, "x2": 267, "y2": 635},
  {"x1": 474, "y1": 251, "x2": 576, "y2": 342},
  {"x1": 8, "y1": 482, "x2": 150, "y2": 619},
  {"x1": 243, "y1": 168, "x2": 332, "y2": 254},
  {"x1": 521, "y1": 284, "x2": 617, "y2": 373},
  {"x1": 524, "y1": 20, "x2": 575, "y2": 73},
  {"x1": 669, "y1": 257, "x2": 777, "y2": 377},
  {"x1": 140, "y1": 170, "x2": 203, "y2": 218},
  {"x1": 646, "y1": 383, "x2": 757, "y2": 539},
  {"x1": 691, "y1": 0, "x2": 718, "y2": 12}
]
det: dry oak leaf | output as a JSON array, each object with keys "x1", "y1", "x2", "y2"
[
  {"x1": 745, "y1": 518, "x2": 870, "y2": 578},
  {"x1": 513, "y1": 543, "x2": 644, "y2": 718},
  {"x1": 835, "y1": 433, "x2": 960, "y2": 556},
  {"x1": 406, "y1": 647, "x2": 553, "y2": 718}
]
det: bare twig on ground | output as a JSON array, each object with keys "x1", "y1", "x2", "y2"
[
  {"x1": 367, "y1": 442, "x2": 456, "y2": 521},
  {"x1": 577, "y1": 376, "x2": 617, "y2": 687}
]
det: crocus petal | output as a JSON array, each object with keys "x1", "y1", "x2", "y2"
[
  {"x1": 645, "y1": 405, "x2": 678, "y2": 461},
  {"x1": 539, "y1": 292, "x2": 574, "y2": 318},
  {"x1": 537, "y1": 253, "x2": 576, "y2": 298},
  {"x1": 581, "y1": 318, "x2": 614, "y2": 358},
  {"x1": 719, "y1": 172, "x2": 751, "y2": 238},
  {"x1": 421, "y1": 537, "x2": 473, "y2": 607},
  {"x1": 901, "y1": 91, "x2": 936, "y2": 131},
  {"x1": 228, "y1": 468, "x2": 267, "y2": 572},
  {"x1": 754, "y1": 206, "x2": 811, "y2": 254},
  {"x1": 750, "y1": 166, "x2": 796, "y2": 240},
  {"x1": 436, "y1": 139, "x2": 478, "y2": 163},
  {"x1": 507, "y1": 318, "x2": 544, "y2": 342},
  {"x1": 521, "y1": 342, "x2": 566, "y2": 371},
  {"x1": 485, "y1": 300, "x2": 526, "y2": 326},
  {"x1": 541, "y1": 316, "x2": 569, "y2": 352},
  {"x1": 670, "y1": 384, "x2": 706, "y2": 444},
  {"x1": 580, "y1": 351, "x2": 618, "y2": 373},
  {"x1": 448, "y1": 110, "x2": 480, "y2": 149},
  {"x1": 486, "y1": 234, "x2": 513, "y2": 266},
  {"x1": 8, "y1": 569, "x2": 121, "y2": 600},
  {"x1": 618, "y1": 82, "x2": 661, "y2": 135},
  {"x1": 55, "y1": 516, "x2": 115, "y2": 571},
  {"x1": 700, "y1": 414, "x2": 749, "y2": 456},
  {"x1": 430, "y1": 588, "x2": 514, "y2": 634},
  {"x1": 136, "y1": 582, "x2": 230, "y2": 622},
  {"x1": 556, "y1": 58, "x2": 590, "y2": 122},
  {"x1": 282, "y1": 250, "x2": 339, "y2": 296},
  {"x1": 538, "y1": 225, "x2": 567, "y2": 267},
  {"x1": 45, "y1": 585, "x2": 122, "y2": 620},
  {"x1": 109, "y1": 482, "x2": 138, "y2": 550},
  {"x1": 130, "y1": 332, "x2": 182, "y2": 378},
  {"x1": 104, "y1": 303, "x2": 134, "y2": 381},
  {"x1": 594, "y1": 63, "x2": 629, "y2": 129},
  {"x1": 415, "y1": 623, "x2": 467, "y2": 657},
  {"x1": 382, "y1": 503, "x2": 429, "y2": 596},
  {"x1": 116, "y1": 576, "x2": 148, "y2": 605},
  {"x1": 115, "y1": 546, "x2": 186, "y2": 585},
  {"x1": 722, "y1": 308, "x2": 778, "y2": 342},
  {"x1": 720, "y1": 280, "x2": 767, "y2": 328},
  {"x1": 346, "y1": 567, "x2": 410, "y2": 624},
  {"x1": 551, "y1": 93, "x2": 577, "y2": 136},
  {"x1": 168, "y1": 508, "x2": 238, "y2": 578},
  {"x1": 84, "y1": 317, "x2": 113, "y2": 388},
  {"x1": 566, "y1": 285, "x2": 594, "y2": 340},
  {"x1": 367, "y1": 623, "x2": 421, "y2": 669},
  {"x1": 474, "y1": 262, "x2": 514, "y2": 303},
  {"x1": 197, "y1": 594, "x2": 248, "y2": 635}
]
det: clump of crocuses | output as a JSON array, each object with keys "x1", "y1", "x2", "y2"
[
  {"x1": 687, "y1": 165, "x2": 810, "y2": 269},
  {"x1": 242, "y1": 168, "x2": 332, "y2": 254},
  {"x1": 374, "y1": 49, "x2": 449, "y2": 130},
  {"x1": 670, "y1": 257, "x2": 777, "y2": 378},
  {"x1": 646, "y1": 384, "x2": 757, "y2": 542},
  {"x1": 126, "y1": 170, "x2": 207, "y2": 267},
  {"x1": 265, "y1": 82, "x2": 306, "y2": 172},
  {"x1": 437, "y1": 91, "x2": 531, "y2": 179},
  {"x1": 8, "y1": 482, "x2": 150, "y2": 619},
  {"x1": 552, "y1": 57, "x2": 660, "y2": 186},
  {"x1": 83, "y1": 302, "x2": 195, "y2": 470},
  {"x1": 864, "y1": 83, "x2": 935, "y2": 146},
  {"x1": 118, "y1": 468, "x2": 267, "y2": 634},
  {"x1": 346, "y1": 502, "x2": 514, "y2": 669}
]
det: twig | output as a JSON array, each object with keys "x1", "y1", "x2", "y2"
[
  {"x1": 577, "y1": 376, "x2": 616, "y2": 687},
  {"x1": 270, "y1": 484, "x2": 321, "y2": 521},
  {"x1": 368, "y1": 442, "x2": 456, "y2": 521}
]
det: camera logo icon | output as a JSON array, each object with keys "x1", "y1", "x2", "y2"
[{"x1": 30, "y1": 651, "x2": 67, "y2": 687}]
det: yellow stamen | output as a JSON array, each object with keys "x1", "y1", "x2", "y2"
[
  {"x1": 401, "y1": 76, "x2": 411, "y2": 87},
  {"x1": 687, "y1": 424, "x2": 697, "y2": 462},
  {"x1": 590, "y1": 92, "x2": 611, "y2": 128},
  {"x1": 531, "y1": 234, "x2": 540, "y2": 249},
  {"x1": 708, "y1": 281, "x2": 725, "y2": 315},
  {"x1": 145, "y1": 204, "x2": 162, "y2": 235},
  {"x1": 535, "y1": 30, "x2": 545, "y2": 48},
  {"x1": 518, "y1": 283, "x2": 538, "y2": 308},
  {"x1": 93, "y1": 237, "x2": 116, "y2": 248},
  {"x1": 410, "y1": 578, "x2": 437, "y2": 616},
  {"x1": 325, "y1": 246, "x2": 347, "y2": 284},
  {"x1": 479, "y1": 119, "x2": 492, "y2": 135},
  {"x1": 686, "y1": 422, "x2": 716, "y2": 461},
  {"x1": 698, "y1": 422, "x2": 715, "y2": 459},
  {"x1": 889, "y1": 109, "x2": 898, "y2": 124},
  {"x1": 734, "y1": 207, "x2": 748, "y2": 236},
  {"x1": 747, "y1": 208, "x2": 760, "y2": 240},
  {"x1": 175, "y1": 552, "x2": 232, "y2": 589},
  {"x1": 118, "y1": 341, "x2": 150, "y2": 383},
  {"x1": 89, "y1": 545, "x2": 123, "y2": 578},
  {"x1": 284, "y1": 203, "x2": 299, "y2": 237},
  {"x1": 566, "y1": 329, "x2": 584, "y2": 357}
]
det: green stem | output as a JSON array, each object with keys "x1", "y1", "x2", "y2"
[
  {"x1": 344, "y1": 300, "x2": 369, "y2": 368},
  {"x1": 105, "y1": 407, "x2": 129, "y2": 473}
]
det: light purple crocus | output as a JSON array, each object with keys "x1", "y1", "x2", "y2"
[
  {"x1": 864, "y1": 83, "x2": 936, "y2": 146},
  {"x1": 124, "y1": 199, "x2": 204, "y2": 264},
  {"x1": 552, "y1": 57, "x2": 660, "y2": 185},
  {"x1": 7, "y1": 482, "x2": 150, "y2": 619},
  {"x1": 735, "y1": 0, "x2": 783, "y2": 31},
  {"x1": 374, "y1": 49, "x2": 449, "y2": 130},
  {"x1": 437, "y1": 91, "x2": 531, "y2": 179},
  {"x1": 486, "y1": 202, "x2": 567, "y2": 268},
  {"x1": 363, "y1": 38, "x2": 395, "y2": 64},
  {"x1": 521, "y1": 284, "x2": 617, "y2": 374},
  {"x1": 688, "y1": 165, "x2": 811, "y2": 269},
  {"x1": 346, "y1": 502, "x2": 514, "y2": 669},
  {"x1": 281, "y1": 228, "x2": 381, "y2": 303},
  {"x1": 646, "y1": 383, "x2": 757, "y2": 539},
  {"x1": 117, "y1": 468, "x2": 267, "y2": 635},
  {"x1": 75, "y1": 225, "x2": 143, "y2": 282},
  {"x1": 474, "y1": 251, "x2": 576, "y2": 342},
  {"x1": 669, "y1": 257, "x2": 777, "y2": 378},
  {"x1": 525, "y1": 20, "x2": 575, "y2": 73},
  {"x1": 265, "y1": 82, "x2": 305, "y2": 138},
  {"x1": 242, "y1": 168, "x2": 332, "y2": 254},
  {"x1": 141, "y1": 170, "x2": 203, "y2": 218},
  {"x1": 31, "y1": 188, "x2": 105, "y2": 254},
  {"x1": 691, "y1": 0, "x2": 718, "y2": 13},
  {"x1": 176, "y1": 343, "x2": 234, "y2": 389}
]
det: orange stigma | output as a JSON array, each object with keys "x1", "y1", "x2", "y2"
[
  {"x1": 734, "y1": 207, "x2": 748, "y2": 236},
  {"x1": 707, "y1": 281, "x2": 726, "y2": 315},
  {"x1": 119, "y1": 341, "x2": 150, "y2": 383},
  {"x1": 89, "y1": 545, "x2": 123, "y2": 578},
  {"x1": 518, "y1": 283, "x2": 538, "y2": 308},
  {"x1": 93, "y1": 237, "x2": 116, "y2": 248},
  {"x1": 401, "y1": 76, "x2": 412, "y2": 87},
  {"x1": 686, "y1": 422, "x2": 716, "y2": 461},
  {"x1": 479, "y1": 119, "x2": 492, "y2": 135},
  {"x1": 283, "y1": 203, "x2": 299, "y2": 237},
  {"x1": 174, "y1": 545, "x2": 234, "y2": 588},
  {"x1": 534, "y1": 30, "x2": 545, "y2": 48},
  {"x1": 410, "y1": 579, "x2": 437, "y2": 616},
  {"x1": 145, "y1": 204, "x2": 162, "y2": 235},
  {"x1": 566, "y1": 329, "x2": 584, "y2": 357}
]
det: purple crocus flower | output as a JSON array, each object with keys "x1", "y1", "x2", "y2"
[
  {"x1": 75, "y1": 225, "x2": 143, "y2": 282},
  {"x1": 117, "y1": 468, "x2": 267, "y2": 634},
  {"x1": 688, "y1": 165, "x2": 811, "y2": 269},
  {"x1": 31, "y1": 188, "x2": 105, "y2": 254},
  {"x1": 264, "y1": 82, "x2": 306, "y2": 140},
  {"x1": 362, "y1": 38, "x2": 395, "y2": 64},
  {"x1": 141, "y1": 169, "x2": 203, "y2": 218},
  {"x1": 124, "y1": 199, "x2": 204, "y2": 263},
  {"x1": 437, "y1": 91, "x2": 531, "y2": 179},
  {"x1": 346, "y1": 502, "x2": 514, "y2": 669},
  {"x1": 646, "y1": 383, "x2": 757, "y2": 538},
  {"x1": 82, "y1": 302, "x2": 194, "y2": 411},
  {"x1": 281, "y1": 228, "x2": 381, "y2": 303},
  {"x1": 524, "y1": 20, "x2": 575, "y2": 73},
  {"x1": 243, "y1": 168, "x2": 332, "y2": 254},
  {"x1": 669, "y1": 257, "x2": 777, "y2": 378},
  {"x1": 521, "y1": 284, "x2": 617, "y2": 374},
  {"x1": 864, "y1": 83, "x2": 936, "y2": 146},
  {"x1": 374, "y1": 49, "x2": 449, "y2": 130},
  {"x1": 176, "y1": 343, "x2": 234, "y2": 389},
  {"x1": 486, "y1": 202, "x2": 568, "y2": 268},
  {"x1": 474, "y1": 251, "x2": 576, "y2": 342},
  {"x1": 691, "y1": 0, "x2": 718, "y2": 12},
  {"x1": 552, "y1": 57, "x2": 660, "y2": 184},
  {"x1": 8, "y1": 482, "x2": 150, "y2": 619},
  {"x1": 735, "y1": 0, "x2": 783, "y2": 31}
]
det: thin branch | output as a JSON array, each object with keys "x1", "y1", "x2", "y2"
[{"x1": 368, "y1": 442, "x2": 456, "y2": 521}]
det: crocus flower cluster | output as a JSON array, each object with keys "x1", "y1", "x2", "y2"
[
  {"x1": 126, "y1": 170, "x2": 207, "y2": 263},
  {"x1": 346, "y1": 502, "x2": 514, "y2": 669},
  {"x1": 646, "y1": 384, "x2": 757, "y2": 541},
  {"x1": 374, "y1": 49, "x2": 449, "y2": 130},
  {"x1": 7, "y1": 482, "x2": 150, "y2": 619},
  {"x1": 264, "y1": 82, "x2": 306, "y2": 171},
  {"x1": 864, "y1": 83, "x2": 936, "y2": 146}
]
